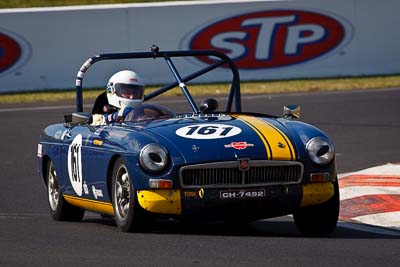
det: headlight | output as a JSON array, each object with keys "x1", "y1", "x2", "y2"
[
  {"x1": 306, "y1": 137, "x2": 334, "y2": 165},
  {"x1": 139, "y1": 143, "x2": 169, "y2": 173}
]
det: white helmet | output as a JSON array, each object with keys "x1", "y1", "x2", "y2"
[{"x1": 106, "y1": 70, "x2": 145, "y2": 109}]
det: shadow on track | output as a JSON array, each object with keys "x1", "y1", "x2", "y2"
[{"x1": 81, "y1": 214, "x2": 400, "y2": 239}]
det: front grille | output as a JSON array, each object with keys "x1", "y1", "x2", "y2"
[{"x1": 179, "y1": 160, "x2": 303, "y2": 188}]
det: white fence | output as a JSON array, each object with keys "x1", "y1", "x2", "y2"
[{"x1": 0, "y1": 0, "x2": 399, "y2": 93}]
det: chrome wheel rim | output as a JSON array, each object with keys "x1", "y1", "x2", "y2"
[
  {"x1": 48, "y1": 163, "x2": 60, "y2": 211},
  {"x1": 115, "y1": 165, "x2": 131, "y2": 220}
]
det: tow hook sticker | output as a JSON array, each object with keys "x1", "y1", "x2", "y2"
[
  {"x1": 184, "y1": 188, "x2": 205, "y2": 199},
  {"x1": 67, "y1": 134, "x2": 83, "y2": 196}
]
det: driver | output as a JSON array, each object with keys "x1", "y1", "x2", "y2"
[{"x1": 95, "y1": 70, "x2": 145, "y2": 125}]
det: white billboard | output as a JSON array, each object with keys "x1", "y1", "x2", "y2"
[{"x1": 0, "y1": 0, "x2": 399, "y2": 92}]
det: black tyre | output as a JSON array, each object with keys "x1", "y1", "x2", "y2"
[
  {"x1": 111, "y1": 158, "x2": 150, "y2": 232},
  {"x1": 293, "y1": 180, "x2": 340, "y2": 236},
  {"x1": 47, "y1": 160, "x2": 85, "y2": 221}
]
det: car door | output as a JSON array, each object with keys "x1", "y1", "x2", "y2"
[{"x1": 61, "y1": 124, "x2": 112, "y2": 203}]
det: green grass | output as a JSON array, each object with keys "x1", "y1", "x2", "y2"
[
  {"x1": 1, "y1": 75, "x2": 400, "y2": 104},
  {"x1": 0, "y1": 0, "x2": 182, "y2": 8}
]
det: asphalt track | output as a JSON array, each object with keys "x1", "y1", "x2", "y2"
[{"x1": 0, "y1": 88, "x2": 399, "y2": 266}]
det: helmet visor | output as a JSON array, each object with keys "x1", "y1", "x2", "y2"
[{"x1": 114, "y1": 83, "x2": 144, "y2": 99}]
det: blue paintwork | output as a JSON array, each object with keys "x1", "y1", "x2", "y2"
[
  {"x1": 38, "y1": 112, "x2": 335, "y2": 205},
  {"x1": 37, "y1": 48, "x2": 336, "y2": 218}
]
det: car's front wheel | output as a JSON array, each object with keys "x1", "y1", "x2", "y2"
[
  {"x1": 293, "y1": 180, "x2": 340, "y2": 236},
  {"x1": 47, "y1": 160, "x2": 84, "y2": 221},
  {"x1": 111, "y1": 158, "x2": 149, "y2": 232}
]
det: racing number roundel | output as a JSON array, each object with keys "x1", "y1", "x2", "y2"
[
  {"x1": 68, "y1": 134, "x2": 83, "y2": 196},
  {"x1": 176, "y1": 124, "x2": 241, "y2": 139}
]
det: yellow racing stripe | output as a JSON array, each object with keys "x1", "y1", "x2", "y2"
[
  {"x1": 232, "y1": 114, "x2": 272, "y2": 158},
  {"x1": 234, "y1": 115, "x2": 296, "y2": 160},
  {"x1": 64, "y1": 195, "x2": 114, "y2": 215}
]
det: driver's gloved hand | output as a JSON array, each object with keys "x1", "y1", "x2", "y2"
[
  {"x1": 103, "y1": 105, "x2": 118, "y2": 113},
  {"x1": 116, "y1": 116, "x2": 123, "y2": 123}
]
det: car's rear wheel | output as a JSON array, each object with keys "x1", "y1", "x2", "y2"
[
  {"x1": 293, "y1": 180, "x2": 340, "y2": 236},
  {"x1": 47, "y1": 160, "x2": 84, "y2": 221},
  {"x1": 111, "y1": 158, "x2": 150, "y2": 232}
]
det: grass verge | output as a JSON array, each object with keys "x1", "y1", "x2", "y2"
[{"x1": 1, "y1": 75, "x2": 399, "y2": 104}]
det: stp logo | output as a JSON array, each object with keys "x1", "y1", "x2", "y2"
[
  {"x1": 0, "y1": 29, "x2": 30, "y2": 74},
  {"x1": 188, "y1": 10, "x2": 352, "y2": 69}
]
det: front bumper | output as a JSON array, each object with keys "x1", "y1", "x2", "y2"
[{"x1": 137, "y1": 182, "x2": 335, "y2": 220}]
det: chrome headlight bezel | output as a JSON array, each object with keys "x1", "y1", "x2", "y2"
[
  {"x1": 139, "y1": 143, "x2": 169, "y2": 173},
  {"x1": 306, "y1": 137, "x2": 335, "y2": 165}
]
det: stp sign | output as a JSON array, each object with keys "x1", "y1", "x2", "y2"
[
  {"x1": 0, "y1": 29, "x2": 30, "y2": 74},
  {"x1": 188, "y1": 10, "x2": 352, "y2": 69}
]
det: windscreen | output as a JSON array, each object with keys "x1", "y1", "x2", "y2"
[{"x1": 124, "y1": 104, "x2": 175, "y2": 123}]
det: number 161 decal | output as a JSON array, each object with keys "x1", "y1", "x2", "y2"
[
  {"x1": 176, "y1": 124, "x2": 241, "y2": 139},
  {"x1": 67, "y1": 134, "x2": 83, "y2": 196}
]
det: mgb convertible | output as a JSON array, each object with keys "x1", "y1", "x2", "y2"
[{"x1": 37, "y1": 46, "x2": 339, "y2": 235}]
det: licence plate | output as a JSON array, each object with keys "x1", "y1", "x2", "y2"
[{"x1": 220, "y1": 189, "x2": 265, "y2": 199}]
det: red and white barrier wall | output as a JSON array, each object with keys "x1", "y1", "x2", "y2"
[{"x1": 1, "y1": 0, "x2": 399, "y2": 92}]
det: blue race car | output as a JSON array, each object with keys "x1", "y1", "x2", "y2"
[{"x1": 37, "y1": 47, "x2": 339, "y2": 236}]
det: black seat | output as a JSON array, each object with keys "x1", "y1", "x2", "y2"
[{"x1": 92, "y1": 92, "x2": 108, "y2": 114}]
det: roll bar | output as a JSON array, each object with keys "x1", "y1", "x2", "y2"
[{"x1": 75, "y1": 46, "x2": 241, "y2": 113}]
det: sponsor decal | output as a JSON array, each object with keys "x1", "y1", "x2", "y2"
[
  {"x1": 68, "y1": 134, "x2": 83, "y2": 196},
  {"x1": 37, "y1": 144, "x2": 42, "y2": 157},
  {"x1": 92, "y1": 185, "x2": 104, "y2": 200},
  {"x1": 176, "y1": 124, "x2": 241, "y2": 139},
  {"x1": 186, "y1": 9, "x2": 352, "y2": 69},
  {"x1": 225, "y1": 141, "x2": 254, "y2": 150},
  {"x1": 93, "y1": 139, "x2": 103, "y2": 146},
  {"x1": 184, "y1": 188, "x2": 204, "y2": 199},
  {"x1": 0, "y1": 28, "x2": 31, "y2": 75},
  {"x1": 83, "y1": 181, "x2": 89, "y2": 195}
]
